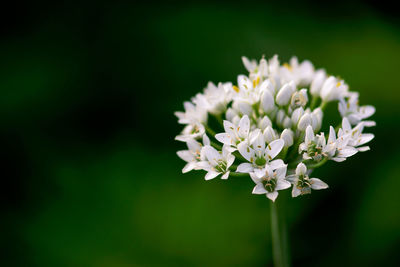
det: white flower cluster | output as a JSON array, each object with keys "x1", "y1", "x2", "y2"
[{"x1": 175, "y1": 55, "x2": 375, "y2": 201}]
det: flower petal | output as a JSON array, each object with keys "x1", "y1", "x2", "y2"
[
  {"x1": 252, "y1": 184, "x2": 267, "y2": 194},
  {"x1": 265, "y1": 139, "x2": 284, "y2": 160},
  {"x1": 177, "y1": 150, "x2": 194, "y2": 162},
  {"x1": 221, "y1": 171, "x2": 230, "y2": 180},
  {"x1": 236, "y1": 163, "x2": 253, "y2": 173},
  {"x1": 276, "y1": 179, "x2": 291, "y2": 190},
  {"x1": 310, "y1": 178, "x2": 328, "y2": 190},
  {"x1": 292, "y1": 186, "x2": 302, "y2": 197},
  {"x1": 237, "y1": 141, "x2": 254, "y2": 162},
  {"x1": 296, "y1": 163, "x2": 307, "y2": 176},
  {"x1": 215, "y1": 133, "x2": 234, "y2": 145},
  {"x1": 205, "y1": 171, "x2": 220, "y2": 180},
  {"x1": 238, "y1": 115, "x2": 250, "y2": 138},
  {"x1": 183, "y1": 162, "x2": 197, "y2": 173},
  {"x1": 267, "y1": 191, "x2": 279, "y2": 202}
]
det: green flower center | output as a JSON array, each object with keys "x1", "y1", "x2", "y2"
[
  {"x1": 255, "y1": 157, "x2": 267, "y2": 166},
  {"x1": 215, "y1": 160, "x2": 227, "y2": 173},
  {"x1": 296, "y1": 174, "x2": 312, "y2": 195},
  {"x1": 262, "y1": 177, "x2": 276, "y2": 193},
  {"x1": 307, "y1": 141, "x2": 324, "y2": 161}
]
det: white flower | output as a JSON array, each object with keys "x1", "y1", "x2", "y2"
[
  {"x1": 287, "y1": 163, "x2": 328, "y2": 197},
  {"x1": 338, "y1": 93, "x2": 375, "y2": 126},
  {"x1": 233, "y1": 75, "x2": 263, "y2": 104},
  {"x1": 198, "y1": 145, "x2": 235, "y2": 180},
  {"x1": 276, "y1": 81, "x2": 296, "y2": 106},
  {"x1": 215, "y1": 115, "x2": 250, "y2": 151},
  {"x1": 326, "y1": 126, "x2": 358, "y2": 162},
  {"x1": 192, "y1": 82, "x2": 233, "y2": 115},
  {"x1": 250, "y1": 164, "x2": 291, "y2": 201},
  {"x1": 174, "y1": 101, "x2": 207, "y2": 125},
  {"x1": 339, "y1": 117, "x2": 374, "y2": 152},
  {"x1": 279, "y1": 57, "x2": 315, "y2": 86},
  {"x1": 177, "y1": 135, "x2": 210, "y2": 173},
  {"x1": 310, "y1": 69, "x2": 327, "y2": 96},
  {"x1": 320, "y1": 76, "x2": 348, "y2": 102},
  {"x1": 242, "y1": 56, "x2": 269, "y2": 80},
  {"x1": 236, "y1": 132, "x2": 285, "y2": 173},
  {"x1": 299, "y1": 125, "x2": 335, "y2": 161},
  {"x1": 175, "y1": 122, "x2": 205, "y2": 142}
]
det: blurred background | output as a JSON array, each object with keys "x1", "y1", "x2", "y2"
[{"x1": 1, "y1": 0, "x2": 399, "y2": 266}]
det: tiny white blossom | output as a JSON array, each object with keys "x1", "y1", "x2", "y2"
[
  {"x1": 320, "y1": 76, "x2": 348, "y2": 102},
  {"x1": 175, "y1": 122, "x2": 205, "y2": 142},
  {"x1": 215, "y1": 115, "x2": 250, "y2": 151},
  {"x1": 338, "y1": 93, "x2": 376, "y2": 126},
  {"x1": 276, "y1": 81, "x2": 296, "y2": 106},
  {"x1": 299, "y1": 125, "x2": 334, "y2": 161},
  {"x1": 236, "y1": 132, "x2": 285, "y2": 173},
  {"x1": 174, "y1": 101, "x2": 207, "y2": 125},
  {"x1": 310, "y1": 69, "x2": 327, "y2": 96},
  {"x1": 177, "y1": 135, "x2": 210, "y2": 173},
  {"x1": 287, "y1": 163, "x2": 328, "y2": 197},
  {"x1": 198, "y1": 145, "x2": 235, "y2": 180},
  {"x1": 192, "y1": 82, "x2": 233, "y2": 115},
  {"x1": 250, "y1": 164, "x2": 291, "y2": 201},
  {"x1": 339, "y1": 117, "x2": 374, "y2": 152}
]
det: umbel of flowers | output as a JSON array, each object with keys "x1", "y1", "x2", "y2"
[{"x1": 175, "y1": 55, "x2": 375, "y2": 202}]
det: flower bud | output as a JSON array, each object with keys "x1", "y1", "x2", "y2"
[
  {"x1": 259, "y1": 79, "x2": 275, "y2": 95},
  {"x1": 276, "y1": 109, "x2": 286, "y2": 128},
  {"x1": 291, "y1": 107, "x2": 304, "y2": 125},
  {"x1": 298, "y1": 113, "x2": 311, "y2": 130},
  {"x1": 320, "y1": 76, "x2": 348, "y2": 102},
  {"x1": 263, "y1": 126, "x2": 278, "y2": 143},
  {"x1": 290, "y1": 89, "x2": 308, "y2": 108},
  {"x1": 226, "y1": 108, "x2": 238, "y2": 121},
  {"x1": 261, "y1": 90, "x2": 275, "y2": 113},
  {"x1": 311, "y1": 108, "x2": 323, "y2": 132},
  {"x1": 259, "y1": 57, "x2": 268, "y2": 77},
  {"x1": 276, "y1": 81, "x2": 295, "y2": 106},
  {"x1": 235, "y1": 101, "x2": 252, "y2": 116},
  {"x1": 283, "y1": 117, "x2": 292, "y2": 129},
  {"x1": 281, "y1": 129, "x2": 294, "y2": 147},
  {"x1": 310, "y1": 70, "x2": 326, "y2": 96},
  {"x1": 258, "y1": 116, "x2": 272, "y2": 130}
]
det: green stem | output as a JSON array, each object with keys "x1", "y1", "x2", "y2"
[
  {"x1": 205, "y1": 125, "x2": 217, "y2": 137},
  {"x1": 210, "y1": 141, "x2": 222, "y2": 150},
  {"x1": 214, "y1": 113, "x2": 224, "y2": 126},
  {"x1": 229, "y1": 172, "x2": 248, "y2": 177},
  {"x1": 309, "y1": 95, "x2": 319, "y2": 110},
  {"x1": 270, "y1": 201, "x2": 286, "y2": 267},
  {"x1": 320, "y1": 101, "x2": 328, "y2": 111},
  {"x1": 307, "y1": 157, "x2": 328, "y2": 169},
  {"x1": 286, "y1": 131, "x2": 305, "y2": 161},
  {"x1": 233, "y1": 151, "x2": 247, "y2": 162}
]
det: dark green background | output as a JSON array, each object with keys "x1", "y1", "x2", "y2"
[{"x1": 1, "y1": 1, "x2": 399, "y2": 266}]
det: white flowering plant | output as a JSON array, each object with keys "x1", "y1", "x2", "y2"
[{"x1": 175, "y1": 55, "x2": 375, "y2": 266}]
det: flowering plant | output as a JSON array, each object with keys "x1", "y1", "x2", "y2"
[{"x1": 175, "y1": 55, "x2": 375, "y2": 265}]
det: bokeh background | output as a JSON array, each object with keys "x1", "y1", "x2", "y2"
[{"x1": 1, "y1": 1, "x2": 399, "y2": 266}]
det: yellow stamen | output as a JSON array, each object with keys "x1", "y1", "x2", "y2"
[
  {"x1": 283, "y1": 63, "x2": 292, "y2": 71},
  {"x1": 233, "y1": 85, "x2": 239, "y2": 92}
]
